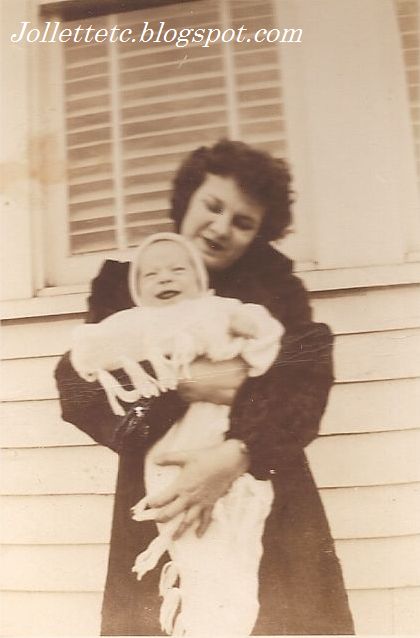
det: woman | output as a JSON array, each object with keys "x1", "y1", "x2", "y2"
[{"x1": 55, "y1": 140, "x2": 354, "y2": 636}]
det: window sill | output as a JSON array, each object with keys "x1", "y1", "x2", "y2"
[{"x1": 1, "y1": 261, "x2": 419, "y2": 320}]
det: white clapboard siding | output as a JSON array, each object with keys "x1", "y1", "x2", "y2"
[
  {"x1": 2, "y1": 328, "x2": 420, "y2": 403},
  {"x1": 1, "y1": 377, "x2": 419, "y2": 451},
  {"x1": 2, "y1": 429, "x2": 419, "y2": 497},
  {"x1": 1, "y1": 588, "x2": 416, "y2": 637},
  {"x1": 1, "y1": 446, "x2": 118, "y2": 496},
  {"x1": 0, "y1": 495, "x2": 114, "y2": 545},
  {"x1": 0, "y1": 400, "x2": 94, "y2": 448},
  {"x1": 333, "y1": 328, "x2": 420, "y2": 382},
  {"x1": 311, "y1": 284, "x2": 420, "y2": 334},
  {"x1": 2, "y1": 587, "x2": 415, "y2": 637},
  {"x1": 1, "y1": 536, "x2": 419, "y2": 593},
  {"x1": 2, "y1": 282, "x2": 420, "y2": 332},
  {"x1": 2, "y1": 285, "x2": 419, "y2": 636},
  {"x1": 1, "y1": 315, "x2": 84, "y2": 360},
  {"x1": 337, "y1": 535, "x2": 420, "y2": 590},
  {"x1": 0, "y1": 591, "x2": 102, "y2": 637},
  {"x1": 392, "y1": 586, "x2": 420, "y2": 634},
  {"x1": 2, "y1": 483, "x2": 419, "y2": 546},
  {"x1": 348, "y1": 588, "x2": 394, "y2": 635},
  {"x1": 0, "y1": 544, "x2": 109, "y2": 592},
  {"x1": 307, "y1": 429, "x2": 420, "y2": 488},
  {"x1": 3, "y1": 285, "x2": 420, "y2": 360},
  {"x1": 323, "y1": 377, "x2": 420, "y2": 434},
  {"x1": 320, "y1": 483, "x2": 420, "y2": 540},
  {"x1": 1, "y1": 357, "x2": 60, "y2": 401},
  {"x1": 348, "y1": 587, "x2": 420, "y2": 636}
]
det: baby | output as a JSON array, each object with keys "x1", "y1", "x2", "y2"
[
  {"x1": 70, "y1": 233, "x2": 283, "y2": 636},
  {"x1": 71, "y1": 233, "x2": 282, "y2": 417}
]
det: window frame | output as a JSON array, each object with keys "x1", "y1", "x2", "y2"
[{"x1": 39, "y1": 0, "x2": 315, "y2": 287}]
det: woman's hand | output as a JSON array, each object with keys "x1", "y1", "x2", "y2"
[
  {"x1": 134, "y1": 439, "x2": 250, "y2": 538},
  {"x1": 177, "y1": 357, "x2": 248, "y2": 405}
]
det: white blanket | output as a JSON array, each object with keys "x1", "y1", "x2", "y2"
[
  {"x1": 71, "y1": 294, "x2": 283, "y2": 635},
  {"x1": 71, "y1": 295, "x2": 282, "y2": 415}
]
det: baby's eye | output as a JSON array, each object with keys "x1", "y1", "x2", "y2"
[
  {"x1": 173, "y1": 267, "x2": 186, "y2": 273},
  {"x1": 143, "y1": 271, "x2": 157, "y2": 278}
]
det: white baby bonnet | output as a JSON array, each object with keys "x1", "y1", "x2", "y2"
[{"x1": 129, "y1": 232, "x2": 209, "y2": 306}]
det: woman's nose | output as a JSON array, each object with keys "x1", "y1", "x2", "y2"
[{"x1": 210, "y1": 211, "x2": 231, "y2": 237}]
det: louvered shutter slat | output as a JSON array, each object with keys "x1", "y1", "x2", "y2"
[
  {"x1": 65, "y1": 62, "x2": 108, "y2": 82},
  {"x1": 122, "y1": 110, "x2": 227, "y2": 138},
  {"x1": 124, "y1": 153, "x2": 186, "y2": 174},
  {"x1": 68, "y1": 165, "x2": 113, "y2": 185},
  {"x1": 67, "y1": 144, "x2": 112, "y2": 168},
  {"x1": 125, "y1": 192, "x2": 171, "y2": 211},
  {"x1": 122, "y1": 95, "x2": 226, "y2": 120},
  {"x1": 230, "y1": 0, "x2": 273, "y2": 20},
  {"x1": 66, "y1": 113, "x2": 110, "y2": 134},
  {"x1": 120, "y1": 45, "x2": 222, "y2": 70},
  {"x1": 122, "y1": 75, "x2": 225, "y2": 105},
  {"x1": 71, "y1": 230, "x2": 117, "y2": 254},
  {"x1": 66, "y1": 95, "x2": 110, "y2": 117},
  {"x1": 69, "y1": 203, "x2": 115, "y2": 224}
]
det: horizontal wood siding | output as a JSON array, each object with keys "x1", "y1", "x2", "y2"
[
  {"x1": 2, "y1": 588, "x2": 419, "y2": 636},
  {"x1": 2, "y1": 284, "x2": 419, "y2": 635},
  {"x1": 2, "y1": 327, "x2": 420, "y2": 401},
  {"x1": 1, "y1": 536, "x2": 419, "y2": 592},
  {"x1": 2, "y1": 484, "x2": 419, "y2": 545},
  {"x1": 2, "y1": 430, "x2": 419, "y2": 496}
]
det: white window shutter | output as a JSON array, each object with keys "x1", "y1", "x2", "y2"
[
  {"x1": 47, "y1": 0, "x2": 288, "y2": 284},
  {"x1": 395, "y1": 0, "x2": 420, "y2": 190}
]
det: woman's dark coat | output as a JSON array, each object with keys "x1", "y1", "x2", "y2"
[{"x1": 55, "y1": 241, "x2": 354, "y2": 636}]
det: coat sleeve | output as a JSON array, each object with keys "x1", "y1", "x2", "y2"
[
  {"x1": 54, "y1": 352, "x2": 187, "y2": 453},
  {"x1": 227, "y1": 272, "x2": 334, "y2": 480},
  {"x1": 54, "y1": 260, "x2": 187, "y2": 453}
]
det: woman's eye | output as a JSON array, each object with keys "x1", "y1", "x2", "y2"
[
  {"x1": 234, "y1": 217, "x2": 255, "y2": 231},
  {"x1": 206, "y1": 200, "x2": 223, "y2": 214}
]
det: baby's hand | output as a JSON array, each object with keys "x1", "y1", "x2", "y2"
[
  {"x1": 230, "y1": 308, "x2": 259, "y2": 339},
  {"x1": 171, "y1": 332, "x2": 200, "y2": 380}
]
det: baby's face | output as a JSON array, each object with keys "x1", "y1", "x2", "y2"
[{"x1": 137, "y1": 240, "x2": 201, "y2": 306}]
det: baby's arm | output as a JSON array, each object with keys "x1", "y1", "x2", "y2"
[
  {"x1": 70, "y1": 323, "x2": 122, "y2": 381},
  {"x1": 230, "y1": 306, "x2": 262, "y2": 339},
  {"x1": 230, "y1": 304, "x2": 284, "y2": 377},
  {"x1": 71, "y1": 308, "x2": 164, "y2": 380},
  {"x1": 70, "y1": 313, "x2": 166, "y2": 416}
]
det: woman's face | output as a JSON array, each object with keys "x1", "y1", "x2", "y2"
[{"x1": 180, "y1": 174, "x2": 265, "y2": 271}]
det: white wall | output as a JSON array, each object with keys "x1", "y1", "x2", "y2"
[{"x1": 2, "y1": 284, "x2": 420, "y2": 635}]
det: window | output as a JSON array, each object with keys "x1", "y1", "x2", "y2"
[{"x1": 43, "y1": 0, "x2": 293, "y2": 285}]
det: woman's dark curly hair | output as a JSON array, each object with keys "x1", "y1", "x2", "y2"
[{"x1": 170, "y1": 139, "x2": 293, "y2": 242}]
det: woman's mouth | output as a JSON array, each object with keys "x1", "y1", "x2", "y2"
[{"x1": 202, "y1": 236, "x2": 225, "y2": 252}]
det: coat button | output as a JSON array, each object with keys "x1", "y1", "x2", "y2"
[
  {"x1": 139, "y1": 423, "x2": 150, "y2": 438},
  {"x1": 269, "y1": 469, "x2": 276, "y2": 475}
]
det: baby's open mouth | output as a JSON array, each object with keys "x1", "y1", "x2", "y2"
[{"x1": 156, "y1": 290, "x2": 180, "y2": 300}]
